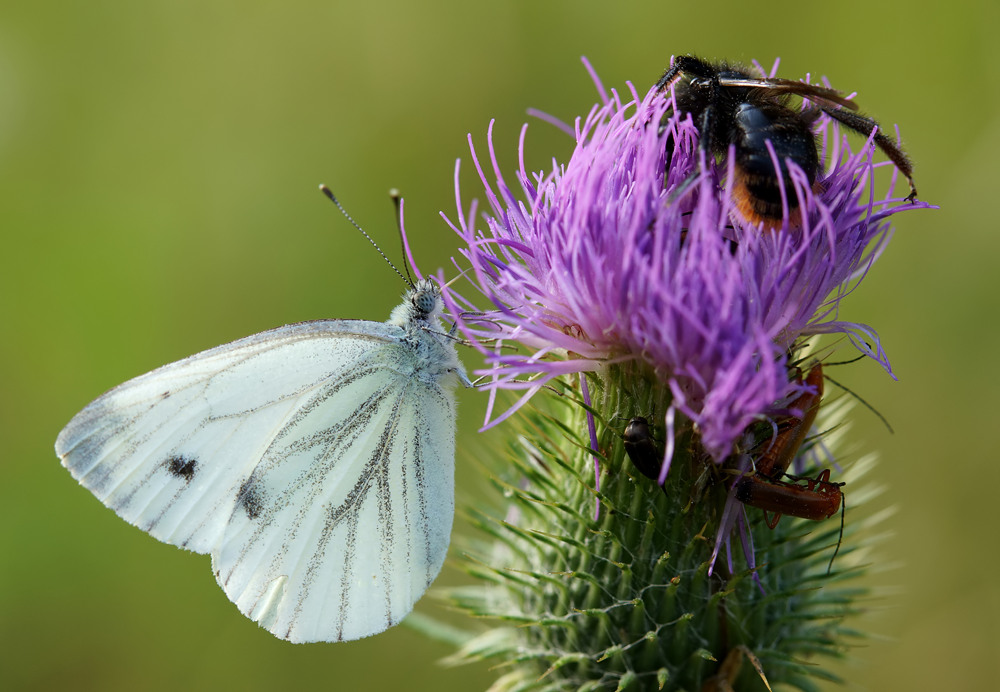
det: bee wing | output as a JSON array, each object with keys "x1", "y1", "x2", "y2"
[
  {"x1": 717, "y1": 76, "x2": 860, "y2": 111},
  {"x1": 56, "y1": 319, "x2": 457, "y2": 643}
]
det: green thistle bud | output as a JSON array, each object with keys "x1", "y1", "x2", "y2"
[{"x1": 448, "y1": 368, "x2": 869, "y2": 690}]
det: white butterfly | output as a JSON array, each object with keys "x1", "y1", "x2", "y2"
[{"x1": 55, "y1": 277, "x2": 471, "y2": 643}]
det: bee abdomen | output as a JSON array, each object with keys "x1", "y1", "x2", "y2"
[
  {"x1": 733, "y1": 164, "x2": 792, "y2": 222},
  {"x1": 733, "y1": 103, "x2": 819, "y2": 224}
]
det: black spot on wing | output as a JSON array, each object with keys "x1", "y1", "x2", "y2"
[
  {"x1": 166, "y1": 455, "x2": 198, "y2": 482},
  {"x1": 237, "y1": 479, "x2": 264, "y2": 519}
]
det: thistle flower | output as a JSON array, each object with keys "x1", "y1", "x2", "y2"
[
  {"x1": 441, "y1": 60, "x2": 927, "y2": 690},
  {"x1": 443, "y1": 61, "x2": 922, "y2": 463}
]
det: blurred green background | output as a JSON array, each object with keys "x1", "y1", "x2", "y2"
[{"x1": 2, "y1": 1, "x2": 996, "y2": 690}]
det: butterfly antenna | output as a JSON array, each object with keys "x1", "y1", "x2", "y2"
[
  {"x1": 389, "y1": 189, "x2": 417, "y2": 287},
  {"x1": 319, "y1": 185, "x2": 409, "y2": 286}
]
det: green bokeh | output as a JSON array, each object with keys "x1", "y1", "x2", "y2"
[{"x1": 2, "y1": 1, "x2": 996, "y2": 690}]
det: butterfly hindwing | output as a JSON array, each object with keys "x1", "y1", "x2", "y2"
[
  {"x1": 56, "y1": 316, "x2": 458, "y2": 642},
  {"x1": 215, "y1": 364, "x2": 456, "y2": 642}
]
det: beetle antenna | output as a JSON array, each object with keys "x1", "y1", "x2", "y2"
[
  {"x1": 827, "y1": 494, "x2": 846, "y2": 574},
  {"x1": 823, "y1": 372, "x2": 894, "y2": 434}
]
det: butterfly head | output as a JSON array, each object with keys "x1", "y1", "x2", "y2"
[
  {"x1": 411, "y1": 280, "x2": 441, "y2": 317},
  {"x1": 390, "y1": 279, "x2": 445, "y2": 328}
]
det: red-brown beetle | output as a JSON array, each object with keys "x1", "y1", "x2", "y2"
[
  {"x1": 737, "y1": 363, "x2": 844, "y2": 526},
  {"x1": 754, "y1": 363, "x2": 824, "y2": 481},
  {"x1": 735, "y1": 363, "x2": 845, "y2": 569},
  {"x1": 734, "y1": 468, "x2": 843, "y2": 529}
]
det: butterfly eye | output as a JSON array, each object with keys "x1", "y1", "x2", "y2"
[{"x1": 413, "y1": 289, "x2": 438, "y2": 316}]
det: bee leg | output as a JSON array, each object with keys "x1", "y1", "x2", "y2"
[
  {"x1": 820, "y1": 106, "x2": 917, "y2": 201},
  {"x1": 798, "y1": 105, "x2": 823, "y2": 125},
  {"x1": 654, "y1": 61, "x2": 684, "y2": 92}
]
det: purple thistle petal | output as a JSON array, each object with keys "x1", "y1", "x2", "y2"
[
  {"x1": 579, "y1": 373, "x2": 601, "y2": 520},
  {"x1": 709, "y1": 451, "x2": 749, "y2": 575},
  {"x1": 395, "y1": 197, "x2": 424, "y2": 283},
  {"x1": 656, "y1": 405, "x2": 676, "y2": 486}
]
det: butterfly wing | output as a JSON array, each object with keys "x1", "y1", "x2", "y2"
[
  {"x1": 215, "y1": 368, "x2": 456, "y2": 643},
  {"x1": 56, "y1": 319, "x2": 458, "y2": 643}
]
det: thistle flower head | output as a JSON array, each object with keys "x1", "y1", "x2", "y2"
[
  {"x1": 443, "y1": 60, "x2": 927, "y2": 462},
  {"x1": 440, "y1": 60, "x2": 928, "y2": 691}
]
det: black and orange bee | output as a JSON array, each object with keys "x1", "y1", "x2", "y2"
[{"x1": 656, "y1": 55, "x2": 917, "y2": 226}]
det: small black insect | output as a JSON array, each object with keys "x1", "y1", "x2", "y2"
[
  {"x1": 623, "y1": 417, "x2": 664, "y2": 484},
  {"x1": 656, "y1": 55, "x2": 917, "y2": 226}
]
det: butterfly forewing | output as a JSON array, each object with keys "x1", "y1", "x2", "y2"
[{"x1": 56, "y1": 309, "x2": 461, "y2": 643}]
